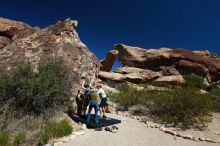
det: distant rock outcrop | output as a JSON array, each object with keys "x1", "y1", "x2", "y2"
[
  {"x1": 114, "y1": 44, "x2": 220, "y2": 84},
  {"x1": 0, "y1": 18, "x2": 101, "y2": 92}
]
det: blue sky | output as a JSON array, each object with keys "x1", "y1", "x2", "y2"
[{"x1": 1, "y1": 0, "x2": 220, "y2": 69}]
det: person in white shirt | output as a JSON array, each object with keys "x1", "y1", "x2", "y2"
[{"x1": 96, "y1": 84, "x2": 107, "y2": 118}]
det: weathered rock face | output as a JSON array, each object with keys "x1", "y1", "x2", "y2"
[
  {"x1": 155, "y1": 75, "x2": 186, "y2": 84},
  {"x1": 159, "y1": 66, "x2": 180, "y2": 76},
  {"x1": 100, "y1": 50, "x2": 118, "y2": 72},
  {"x1": 115, "y1": 66, "x2": 162, "y2": 83},
  {"x1": 98, "y1": 71, "x2": 123, "y2": 81},
  {"x1": 115, "y1": 44, "x2": 174, "y2": 70},
  {"x1": 0, "y1": 36, "x2": 11, "y2": 49},
  {"x1": 104, "y1": 66, "x2": 181, "y2": 84},
  {"x1": 0, "y1": 18, "x2": 30, "y2": 49},
  {"x1": 115, "y1": 44, "x2": 220, "y2": 83},
  {"x1": 115, "y1": 66, "x2": 151, "y2": 74},
  {"x1": 0, "y1": 18, "x2": 100, "y2": 93},
  {"x1": 0, "y1": 17, "x2": 29, "y2": 38},
  {"x1": 177, "y1": 60, "x2": 208, "y2": 76}
]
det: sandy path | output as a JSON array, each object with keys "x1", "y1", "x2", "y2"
[{"x1": 64, "y1": 114, "x2": 218, "y2": 146}]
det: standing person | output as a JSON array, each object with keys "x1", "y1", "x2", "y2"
[
  {"x1": 96, "y1": 84, "x2": 107, "y2": 118},
  {"x1": 75, "y1": 90, "x2": 83, "y2": 115},
  {"x1": 82, "y1": 84, "x2": 92, "y2": 116},
  {"x1": 86, "y1": 90, "x2": 99, "y2": 128}
]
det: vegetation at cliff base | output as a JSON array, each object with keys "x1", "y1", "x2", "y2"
[
  {"x1": 13, "y1": 132, "x2": 26, "y2": 146},
  {"x1": 0, "y1": 61, "x2": 72, "y2": 145},
  {"x1": 40, "y1": 119, "x2": 73, "y2": 144},
  {"x1": 0, "y1": 131, "x2": 11, "y2": 146},
  {"x1": 0, "y1": 131, "x2": 26, "y2": 146},
  {"x1": 110, "y1": 74, "x2": 217, "y2": 129},
  {"x1": 183, "y1": 74, "x2": 206, "y2": 89},
  {"x1": 0, "y1": 61, "x2": 70, "y2": 115}
]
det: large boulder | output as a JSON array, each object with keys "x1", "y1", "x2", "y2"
[
  {"x1": 177, "y1": 60, "x2": 208, "y2": 76},
  {"x1": 99, "y1": 67, "x2": 163, "y2": 83},
  {"x1": 115, "y1": 44, "x2": 220, "y2": 83},
  {"x1": 100, "y1": 50, "x2": 118, "y2": 71},
  {"x1": 99, "y1": 71, "x2": 146, "y2": 83},
  {"x1": 98, "y1": 71, "x2": 123, "y2": 81},
  {"x1": 115, "y1": 44, "x2": 174, "y2": 69},
  {"x1": 115, "y1": 66, "x2": 151, "y2": 74},
  {"x1": 114, "y1": 66, "x2": 183, "y2": 83},
  {"x1": 115, "y1": 66, "x2": 162, "y2": 83},
  {"x1": 0, "y1": 18, "x2": 101, "y2": 93}
]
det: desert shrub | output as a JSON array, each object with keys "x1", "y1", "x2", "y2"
[
  {"x1": 183, "y1": 74, "x2": 206, "y2": 89},
  {"x1": 0, "y1": 131, "x2": 11, "y2": 146},
  {"x1": 147, "y1": 87, "x2": 213, "y2": 129},
  {"x1": 13, "y1": 132, "x2": 26, "y2": 146},
  {"x1": 111, "y1": 84, "x2": 147, "y2": 109},
  {"x1": 209, "y1": 87, "x2": 220, "y2": 111},
  {"x1": 105, "y1": 79, "x2": 120, "y2": 88},
  {"x1": 0, "y1": 73, "x2": 9, "y2": 108},
  {"x1": 112, "y1": 84, "x2": 213, "y2": 129},
  {"x1": 209, "y1": 87, "x2": 220, "y2": 97},
  {"x1": 0, "y1": 61, "x2": 70, "y2": 115},
  {"x1": 40, "y1": 119, "x2": 73, "y2": 144}
]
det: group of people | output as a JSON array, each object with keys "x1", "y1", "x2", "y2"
[{"x1": 76, "y1": 83, "x2": 108, "y2": 128}]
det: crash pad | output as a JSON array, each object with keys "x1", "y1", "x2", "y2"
[{"x1": 69, "y1": 113, "x2": 121, "y2": 128}]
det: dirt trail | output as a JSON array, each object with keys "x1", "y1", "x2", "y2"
[{"x1": 63, "y1": 113, "x2": 218, "y2": 146}]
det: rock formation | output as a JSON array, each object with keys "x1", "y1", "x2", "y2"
[
  {"x1": 0, "y1": 18, "x2": 101, "y2": 93},
  {"x1": 100, "y1": 50, "x2": 118, "y2": 72},
  {"x1": 114, "y1": 44, "x2": 220, "y2": 84}
]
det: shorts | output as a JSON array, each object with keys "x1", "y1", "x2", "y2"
[{"x1": 99, "y1": 98, "x2": 107, "y2": 107}]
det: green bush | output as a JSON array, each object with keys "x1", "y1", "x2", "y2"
[
  {"x1": 105, "y1": 79, "x2": 120, "y2": 88},
  {"x1": 111, "y1": 84, "x2": 147, "y2": 109},
  {"x1": 210, "y1": 87, "x2": 220, "y2": 97},
  {"x1": 183, "y1": 74, "x2": 206, "y2": 89},
  {"x1": 13, "y1": 132, "x2": 26, "y2": 146},
  {"x1": 148, "y1": 87, "x2": 213, "y2": 129},
  {"x1": 209, "y1": 87, "x2": 220, "y2": 111},
  {"x1": 112, "y1": 84, "x2": 213, "y2": 129},
  {"x1": 0, "y1": 131, "x2": 11, "y2": 146},
  {"x1": 0, "y1": 61, "x2": 70, "y2": 115},
  {"x1": 40, "y1": 119, "x2": 73, "y2": 144},
  {"x1": 0, "y1": 73, "x2": 8, "y2": 107}
]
